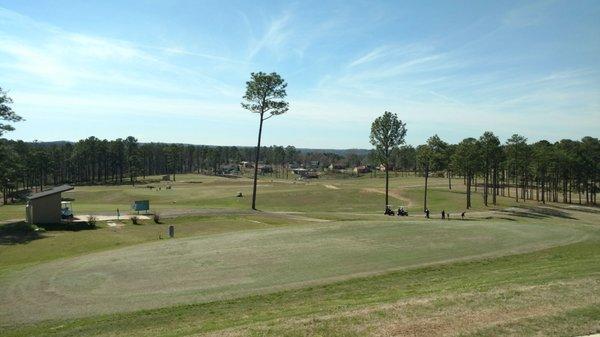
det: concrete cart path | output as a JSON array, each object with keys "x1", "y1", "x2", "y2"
[{"x1": 75, "y1": 214, "x2": 151, "y2": 221}]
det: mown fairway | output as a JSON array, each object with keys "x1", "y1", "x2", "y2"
[
  {"x1": 0, "y1": 174, "x2": 492, "y2": 221},
  {"x1": 1, "y1": 174, "x2": 599, "y2": 336}
]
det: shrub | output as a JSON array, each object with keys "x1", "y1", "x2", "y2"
[
  {"x1": 153, "y1": 213, "x2": 161, "y2": 224},
  {"x1": 87, "y1": 215, "x2": 97, "y2": 228},
  {"x1": 131, "y1": 216, "x2": 139, "y2": 225}
]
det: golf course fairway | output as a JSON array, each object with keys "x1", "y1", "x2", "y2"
[{"x1": 0, "y1": 218, "x2": 587, "y2": 324}]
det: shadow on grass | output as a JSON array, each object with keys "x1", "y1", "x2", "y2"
[
  {"x1": 498, "y1": 205, "x2": 577, "y2": 220},
  {"x1": 483, "y1": 216, "x2": 517, "y2": 222},
  {"x1": 39, "y1": 221, "x2": 98, "y2": 231},
  {"x1": 550, "y1": 204, "x2": 600, "y2": 215},
  {"x1": 0, "y1": 221, "x2": 45, "y2": 245}
]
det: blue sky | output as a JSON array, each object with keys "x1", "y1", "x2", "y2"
[{"x1": 0, "y1": 0, "x2": 598, "y2": 148}]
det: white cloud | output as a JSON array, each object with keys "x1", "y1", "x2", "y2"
[
  {"x1": 348, "y1": 46, "x2": 390, "y2": 67},
  {"x1": 248, "y1": 11, "x2": 292, "y2": 59},
  {"x1": 503, "y1": 0, "x2": 556, "y2": 28},
  {"x1": 63, "y1": 33, "x2": 149, "y2": 61},
  {"x1": 12, "y1": 91, "x2": 243, "y2": 120},
  {"x1": 0, "y1": 38, "x2": 76, "y2": 86}
]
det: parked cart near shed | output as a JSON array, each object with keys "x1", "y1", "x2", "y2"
[{"x1": 25, "y1": 185, "x2": 74, "y2": 224}]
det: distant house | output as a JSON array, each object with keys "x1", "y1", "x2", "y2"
[
  {"x1": 292, "y1": 168, "x2": 307, "y2": 175},
  {"x1": 219, "y1": 164, "x2": 239, "y2": 175},
  {"x1": 257, "y1": 164, "x2": 273, "y2": 174},
  {"x1": 26, "y1": 185, "x2": 74, "y2": 224},
  {"x1": 328, "y1": 163, "x2": 347, "y2": 171},
  {"x1": 309, "y1": 160, "x2": 320, "y2": 169},
  {"x1": 377, "y1": 164, "x2": 395, "y2": 172},
  {"x1": 294, "y1": 169, "x2": 319, "y2": 179},
  {"x1": 353, "y1": 165, "x2": 371, "y2": 174},
  {"x1": 239, "y1": 161, "x2": 253, "y2": 168},
  {"x1": 291, "y1": 168, "x2": 318, "y2": 178},
  {"x1": 287, "y1": 162, "x2": 301, "y2": 169}
]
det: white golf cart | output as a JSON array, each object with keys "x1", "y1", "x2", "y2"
[{"x1": 61, "y1": 201, "x2": 74, "y2": 220}]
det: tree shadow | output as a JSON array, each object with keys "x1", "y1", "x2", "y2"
[
  {"x1": 483, "y1": 216, "x2": 517, "y2": 221},
  {"x1": 0, "y1": 221, "x2": 45, "y2": 245},
  {"x1": 498, "y1": 205, "x2": 577, "y2": 220},
  {"x1": 550, "y1": 204, "x2": 600, "y2": 215},
  {"x1": 498, "y1": 209, "x2": 548, "y2": 219},
  {"x1": 38, "y1": 221, "x2": 98, "y2": 231}
]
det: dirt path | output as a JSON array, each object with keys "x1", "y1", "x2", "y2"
[
  {"x1": 75, "y1": 214, "x2": 150, "y2": 221},
  {"x1": 362, "y1": 188, "x2": 413, "y2": 207}
]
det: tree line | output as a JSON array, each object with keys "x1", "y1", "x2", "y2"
[
  {"x1": 369, "y1": 111, "x2": 598, "y2": 210},
  {"x1": 0, "y1": 132, "x2": 597, "y2": 209},
  {"x1": 0, "y1": 137, "x2": 332, "y2": 202},
  {"x1": 416, "y1": 133, "x2": 599, "y2": 209}
]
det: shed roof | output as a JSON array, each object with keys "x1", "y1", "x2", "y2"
[{"x1": 28, "y1": 185, "x2": 74, "y2": 200}]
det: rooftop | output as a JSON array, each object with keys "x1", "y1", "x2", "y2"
[{"x1": 28, "y1": 185, "x2": 74, "y2": 200}]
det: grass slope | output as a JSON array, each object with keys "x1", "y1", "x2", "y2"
[
  {"x1": 0, "y1": 174, "x2": 598, "y2": 336},
  {"x1": 1, "y1": 217, "x2": 587, "y2": 323},
  {"x1": 2, "y1": 238, "x2": 598, "y2": 337}
]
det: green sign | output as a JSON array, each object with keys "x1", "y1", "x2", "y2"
[{"x1": 132, "y1": 200, "x2": 150, "y2": 211}]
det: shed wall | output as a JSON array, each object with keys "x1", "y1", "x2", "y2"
[{"x1": 29, "y1": 193, "x2": 62, "y2": 224}]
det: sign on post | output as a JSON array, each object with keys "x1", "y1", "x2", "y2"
[{"x1": 132, "y1": 200, "x2": 150, "y2": 214}]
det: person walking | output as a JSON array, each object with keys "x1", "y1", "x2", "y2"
[
  {"x1": 425, "y1": 208, "x2": 430, "y2": 218},
  {"x1": 441, "y1": 210, "x2": 445, "y2": 219}
]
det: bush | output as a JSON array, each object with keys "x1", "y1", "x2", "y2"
[
  {"x1": 131, "y1": 216, "x2": 139, "y2": 225},
  {"x1": 153, "y1": 213, "x2": 161, "y2": 224},
  {"x1": 87, "y1": 215, "x2": 97, "y2": 228}
]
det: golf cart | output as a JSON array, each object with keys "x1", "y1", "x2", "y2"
[
  {"x1": 61, "y1": 201, "x2": 74, "y2": 220},
  {"x1": 384, "y1": 205, "x2": 395, "y2": 216},
  {"x1": 397, "y1": 206, "x2": 408, "y2": 216}
]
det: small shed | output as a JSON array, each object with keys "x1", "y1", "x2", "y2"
[{"x1": 26, "y1": 185, "x2": 74, "y2": 224}]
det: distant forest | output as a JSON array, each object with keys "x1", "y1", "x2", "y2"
[{"x1": 0, "y1": 134, "x2": 598, "y2": 206}]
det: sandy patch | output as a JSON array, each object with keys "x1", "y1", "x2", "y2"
[
  {"x1": 75, "y1": 214, "x2": 150, "y2": 221},
  {"x1": 362, "y1": 188, "x2": 412, "y2": 207}
]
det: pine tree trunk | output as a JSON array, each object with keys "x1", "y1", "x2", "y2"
[
  {"x1": 493, "y1": 168, "x2": 497, "y2": 205},
  {"x1": 251, "y1": 115, "x2": 265, "y2": 210},
  {"x1": 541, "y1": 178, "x2": 545, "y2": 204},
  {"x1": 385, "y1": 165, "x2": 389, "y2": 207},
  {"x1": 467, "y1": 174, "x2": 472, "y2": 209},
  {"x1": 483, "y1": 173, "x2": 487, "y2": 206},
  {"x1": 423, "y1": 167, "x2": 428, "y2": 211},
  {"x1": 515, "y1": 172, "x2": 518, "y2": 202}
]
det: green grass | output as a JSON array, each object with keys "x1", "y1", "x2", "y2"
[
  {"x1": 2, "y1": 237, "x2": 598, "y2": 337},
  {"x1": 0, "y1": 173, "x2": 598, "y2": 336},
  {"x1": 0, "y1": 174, "x2": 526, "y2": 221},
  {"x1": 0, "y1": 216, "x2": 588, "y2": 324},
  {"x1": 0, "y1": 213, "x2": 303, "y2": 272}
]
